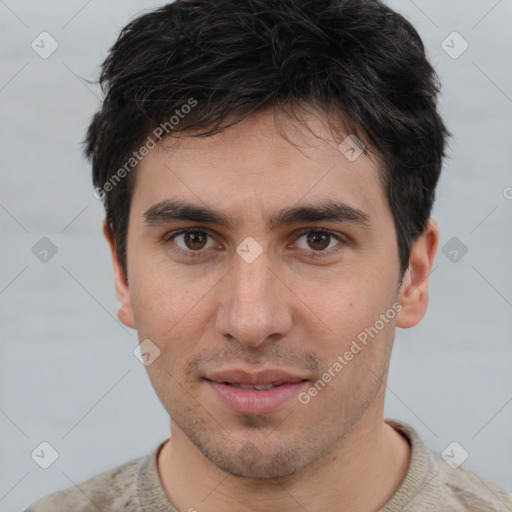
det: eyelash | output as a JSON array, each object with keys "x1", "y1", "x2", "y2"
[{"x1": 163, "y1": 228, "x2": 347, "y2": 260}]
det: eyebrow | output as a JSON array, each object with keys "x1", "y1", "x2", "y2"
[{"x1": 143, "y1": 198, "x2": 371, "y2": 231}]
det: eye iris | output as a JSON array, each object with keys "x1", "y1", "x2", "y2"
[
  {"x1": 307, "y1": 232, "x2": 329, "y2": 250},
  {"x1": 185, "y1": 232, "x2": 207, "y2": 250}
]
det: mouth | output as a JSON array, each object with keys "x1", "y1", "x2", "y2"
[
  {"x1": 204, "y1": 368, "x2": 309, "y2": 386},
  {"x1": 203, "y1": 369, "x2": 310, "y2": 415},
  {"x1": 215, "y1": 382, "x2": 292, "y2": 390}
]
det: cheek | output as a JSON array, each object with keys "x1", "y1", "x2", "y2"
[
  {"x1": 129, "y1": 271, "x2": 220, "y2": 391},
  {"x1": 317, "y1": 270, "x2": 396, "y2": 326},
  {"x1": 304, "y1": 270, "x2": 398, "y2": 366},
  {"x1": 129, "y1": 252, "x2": 218, "y2": 337},
  {"x1": 302, "y1": 289, "x2": 396, "y2": 407}
]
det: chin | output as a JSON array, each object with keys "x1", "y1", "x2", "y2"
[{"x1": 196, "y1": 434, "x2": 311, "y2": 479}]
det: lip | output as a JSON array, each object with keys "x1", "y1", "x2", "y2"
[
  {"x1": 204, "y1": 368, "x2": 309, "y2": 415},
  {"x1": 205, "y1": 368, "x2": 307, "y2": 386}
]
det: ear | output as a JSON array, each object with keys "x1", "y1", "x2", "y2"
[
  {"x1": 395, "y1": 219, "x2": 439, "y2": 329},
  {"x1": 103, "y1": 220, "x2": 136, "y2": 329}
]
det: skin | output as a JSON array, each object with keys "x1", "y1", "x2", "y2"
[{"x1": 105, "y1": 107, "x2": 438, "y2": 512}]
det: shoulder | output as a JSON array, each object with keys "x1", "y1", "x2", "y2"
[
  {"x1": 383, "y1": 419, "x2": 512, "y2": 512},
  {"x1": 25, "y1": 455, "x2": 144, "y2": 512},
  {"x1": 426, "y1": 450, "x2": 512, "y2": 511}
]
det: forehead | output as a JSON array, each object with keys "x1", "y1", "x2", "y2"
[{"x1": 132, "y1": 108, "x2": 386, "y2": 221}]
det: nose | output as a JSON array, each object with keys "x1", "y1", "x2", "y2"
[{"x1": 215, "y1": 250, "x2": 293, "y2": 348}]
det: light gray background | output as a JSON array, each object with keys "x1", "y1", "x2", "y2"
[{"x1": 1, "y1": 1, "x2": 511, "y2": 510}]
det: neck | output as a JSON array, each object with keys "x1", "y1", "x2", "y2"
[{"x1": 158, "y1": 407, "x2": 411, "y2": 511}]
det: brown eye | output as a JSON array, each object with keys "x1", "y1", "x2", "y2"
[
  {"x1": 306, "y1": 232, "x2": 331, "y2": 251},
  {"x1": 293, "y1": 229, "x2": 346, "y2": 259},
  {"x1": 183, "y1": 231, "x2": 208, "y2": 250},
  {"x1": 168, "y1": 230, "x2": 216, "y2": 254}
]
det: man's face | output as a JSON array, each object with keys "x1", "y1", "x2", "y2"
[{"x1": 119, "y1": 108, "x2": 404, "y2": 479}]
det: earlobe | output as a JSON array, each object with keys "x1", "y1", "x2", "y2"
[
  {"x1": 395, "y1": 219, "x2": 439, "y2": 329},
  {"x1": 102, "y1": 220, "x2": 136, "y2": 329}
]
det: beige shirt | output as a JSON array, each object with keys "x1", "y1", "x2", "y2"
[{"x1": 26, "y1": 419, "x2": 512, "y2": 511}]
